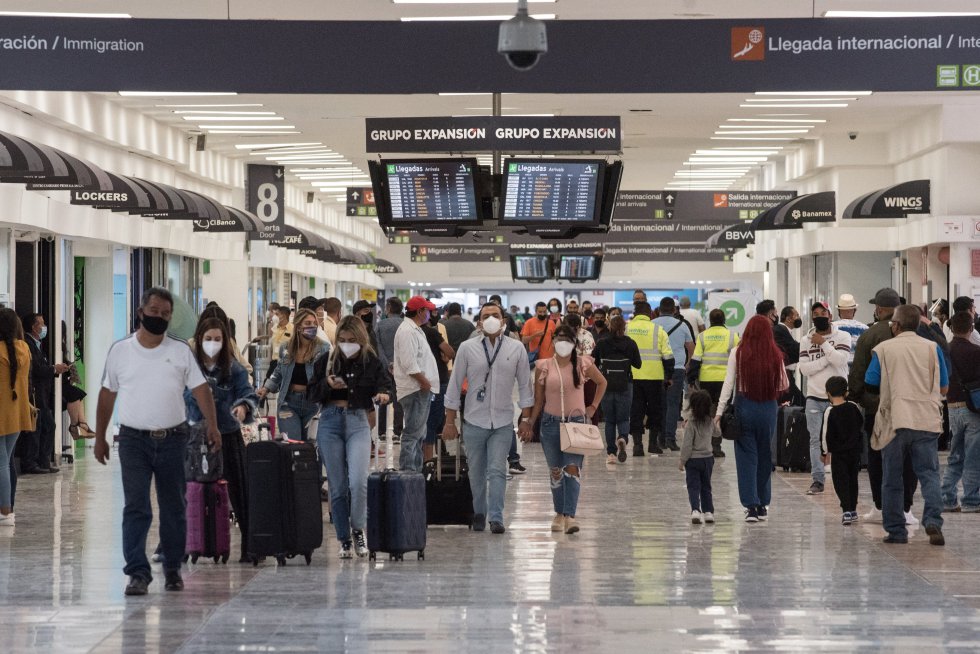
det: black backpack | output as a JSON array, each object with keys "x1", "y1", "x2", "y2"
[{"x1": 599, "y1": 340, "x2": 633, "y2": 393}]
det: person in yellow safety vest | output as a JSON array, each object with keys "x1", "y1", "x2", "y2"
[
  {"x1": 687, "y1": 308, "x2": 740, "y2": 457},
  {"x1": 626, "y1": 301, "x2": 675, "y2": 457}
]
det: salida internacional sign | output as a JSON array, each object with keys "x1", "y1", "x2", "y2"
[{"x1": 366, "y1": 116, "x2": 621, "y2": 153}]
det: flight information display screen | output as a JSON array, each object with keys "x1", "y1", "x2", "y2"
[
  {"x1": 512, "y1": 255, "x2": 553, "y2": 280},
  {"x1": 559, "y1": 255, "x2": 600, "y2": 280},
  {"x1": 384, "y1": 159, "x2": 480, "y2": 222},
  {"x1": 502, "y1": 159, "x2": 603, "y2": 223}
]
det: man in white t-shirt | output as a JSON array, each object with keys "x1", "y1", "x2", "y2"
[
  {"x1": 942, "y1": 296, "x2": 980, "y2": 346},
  {"x1": 832, "y1": 294, "x2": 869, "y2": 365},
  {"x1": 679, "y1": 297, "x2": 705, "y2": 334},
  {"x1": 394, "y1": 296, "x2": 440, "y2": 472},
  {"x1": 94, "y1": 287, "x2": 220, "y2": 597}
]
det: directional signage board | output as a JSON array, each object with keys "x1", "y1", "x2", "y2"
[
  {"x1": 409, "y1": 244, "x2": 507, "y2": 263},
  {"x1": 246, "y1": 164, "x2": 285, "y2": 240},
  {"x1": 346, "y1": 186, "x2": 376, "y2": 217}
]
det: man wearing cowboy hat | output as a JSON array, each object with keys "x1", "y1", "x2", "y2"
[{"x1": 833, "y1": 293, "x2": 869, "y2": 366}]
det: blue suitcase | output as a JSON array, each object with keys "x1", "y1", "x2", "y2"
[{"x1": 367, "y1": 468, "x2": 427, "y2": 561}]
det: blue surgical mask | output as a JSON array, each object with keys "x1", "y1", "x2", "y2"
[{"x1": 39, "y1": 326, "x2": 48, "y2": 340}]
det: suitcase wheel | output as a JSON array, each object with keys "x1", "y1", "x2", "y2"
[
  {"x1": 276, "y1": 555, "x2": 287, "y2": 566},
  {"x1": 418, "y1": 550, "x2": 424, "y2": 561},
  {"x1": 304, "y1": 553, "x2": 312, "y2": 565},
  {"x1": 221, "y1": 554, "x2": 229, "y2": 564},
  {"x1": 213, "y1": 556, "x2": 220, "y2": 564},
  {"x1": 182, "y1": 554, "x2": 189, "y2": 564},
  {"x1": 369, "y1": 551, "x2": 376, "y2": 561},
  {"x1": 191, "y1": 554, "x2": 199, "y2": 564}
]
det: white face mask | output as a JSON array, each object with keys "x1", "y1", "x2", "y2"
[
  {"x1": 202, "y1": 341, "x2": 222, "y2": 359},
  {"x1": 338, "y1": 342, "x2": 361, "y2": 358},
  {"x1": 482, "y1": 316, "x2": 502, "y2": 335},
  {"x1": 554, "y1": 341, "x2": 575, "y2": 358},
  {"x1": 271, "y1": 315, "x2": 280, "y2": 328}
]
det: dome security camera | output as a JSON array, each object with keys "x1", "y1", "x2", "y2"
[
  {"x1": 848, "y1": 132, "x2": 858, "y2": 140},
  {"x1": 498, "y1": 0, "x2": 547, "y2": 71}
]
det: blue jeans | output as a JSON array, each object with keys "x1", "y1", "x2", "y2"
[
  {"x1": 277, "y1": 390, "x2": 320, "y2": 441},
  {"x1": 941, "y1": 407, "x2": 980, "y2": 509},
  {"x1": 0, "y1": 432, "x2": 18, "y2": 508},
  {"x1": 732, "y1": 397, "x2": 776, "y2": 508},
  {"x1": 805, "y1": 397, "x2": 830, "y2": 484},
  {"x1": 685, "y1": 456, "x2": 714, "y2": 513},
  {"x1": 601, "y1": 386, "x2": 632, "y2": 454},
  {"x1": 664, "y1": 370, "x2": 686, "y2": 446},
  {"x1": 425, "y1": 383, "x2": 448, "y2": 445},
  {"x1": 540, "y1": 413, "x2": 585, "y2": 517},
  {"x1": 118, "y1": 425, "x2": 189, "y2": 580},
  {"x1": 399, "y1": 389, "x2": 431, "y2": 472},
  {"x1": 883, "y1": 428, "x2": 943, "y2": 539},
  {"x1": 462, "y1": 421, "x2": 512, "y2": 523},
  {"x1": 317, "y1": 405, "x2": 372, "y2": 542}
]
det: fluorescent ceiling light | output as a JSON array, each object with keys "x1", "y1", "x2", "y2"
[
  {"x1": 186, "y1": 116, "x2": 284, "y2": 121},
  {"x1": 684, "y1": 161, "x2": 760, "y2": 166},
  {"x1": 706, "y1": 146, "x2": 784, "y2": 151},
  {"x1": 201, "y1": 124, "x2": 295, "y2": 129},
  {"x1": 726, "y1": 118, "x2": 825, "y2": 123},
  {"x1": 175, "y1": 111, "x2": 276, "y2": 115},
  {"x1": 235, "y1": 142, "x2": 320, "y2": 150},
  {"x1": 711, "y1": 136, "x2": 797, "y2": 141},
  {"x1": 119, "y1": 91, "x2": 237, "y2": 97},
  {"x1": 719, "y1": 125, "x2": 814, "y2": 130},
  {"x1": 208, "y1": 130, "x2": 300, "y2": 135},
  {"x1": 268, "y1": 154, "x2": 345, "y2": 161},
  {"x1": 159, "y1": 104, "x2": 263, "y2": 108},
  {"x1": 744, "y1": 97, "x2": 856, "y2": 102},
  {"x1": 0, "y1": 11, "x2": 131, "y2": 17},
  {"x1": 394, "y1": 1, "x2": 555, "y2": 3},
  {"x1": 754, "y1": 91, "x2": 871, "y2": 96},
  {"x1": 401, "y1": 14, "x2": 555, "y2": 21},
  {"x1": 741, "y1": 104, "x2": 848, "y2": 108},
  {"x1": 759, "y1": 113, "x2": 810, "y2": 116},
  {"x1": 824, "y1": 11, "x2": 980, "y2": 18},
  {"x1": 695, "y1": 150, "x2": 779, "y2": 156}
]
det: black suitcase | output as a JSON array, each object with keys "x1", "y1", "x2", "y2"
[
  {"x1": 246, "y1": 440, "x2": 323, "y2": 566},
  {"x1": 780, "y1": 406, "x2": 811, "y2": 472},
  {"x1": 423, "y1": 441, "x2": 473, "y2": 526},
  {"x1": 367, "y1": 442, "x2": 426, "y2": 561}
]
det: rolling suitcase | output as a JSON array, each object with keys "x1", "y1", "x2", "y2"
[
  {"x1": 782, "y1": 407, "x2": 811, "y2": 472},
  {"x1": 367, "y1": 434, "x2": 426, "y2": 561},
  {"x1": 423, "y1": 438, "x2": 472, "y2": 526},
  {"x1": 185, "y1": 480, "x2": 231, "y2": 564},
  {"x1": 246, "y1": 439, "x2": 323, "y2": 566},
  {"x1": 774, "y1": 406, "x2": 800, "y2": 469}
]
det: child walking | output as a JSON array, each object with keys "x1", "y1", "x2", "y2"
[
  {"x1": 820, "y1": 376, "x2": 865, "y2": 525},
  {"x1": 680, "y1": 390, "x2": 718, "y2": 524}
]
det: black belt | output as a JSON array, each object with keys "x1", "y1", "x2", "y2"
[{"x1": 120, "y1": 423, "x2": 188, "y2": 440}]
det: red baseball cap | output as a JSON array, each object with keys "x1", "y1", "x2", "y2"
[{"x1": 406, "y1": 296, "x2": 437, "y2": 312}]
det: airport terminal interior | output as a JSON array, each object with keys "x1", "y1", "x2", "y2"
[{"x1": 7, "y1": 1, "x2": 980, "y2": 651}]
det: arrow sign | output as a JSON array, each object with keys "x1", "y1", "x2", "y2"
[
  {"x1": 274, "y1": 169, "x2": 283, "y2": 179},
  {"x1": 664, "y1": 193, "x2": 675, "y2": 206},
  {"x1": 350, "y1": 190, "x2": 360, "y2": 201}
]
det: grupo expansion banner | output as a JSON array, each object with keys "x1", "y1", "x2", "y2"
[{"x1": 4, "y1": 17, "x2": 980, "y2": 93}]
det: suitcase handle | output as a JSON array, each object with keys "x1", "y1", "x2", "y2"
[{"x1": 434, "y1": 427, "x2": 464, "y2": 482}]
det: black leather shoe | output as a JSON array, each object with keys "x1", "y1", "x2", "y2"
[
  {"x1": 164, "y1": 571, "x2": 184, "y2": 591},
  {"x1": 713, "y1": 449, "x2": 726, "y2": 458},
  {"x1": 47, "y1": 466, "x2": 60, "y2": 473},
  {"x1": 882, "y1": 535, "x2": 908, "y2": 544},
  {"x1": 471, "y1": 513, "x2": 486, "y2": 532},
  {"x1": 926, "y1": 525, "x2": 945, "y2": 546},
  {"x1": 125, "y1": 576, "x2": 150, "y2": 596},
  {"x1": 489, "y1": 521, "x2": 505, "y2": 534},
  {"x1": 24, "y1": 467, "x2": 48, "y2": 474}
]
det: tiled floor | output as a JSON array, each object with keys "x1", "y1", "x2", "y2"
[{"x1": 3, "y1": 440, "x2": 980, "y2": 652}]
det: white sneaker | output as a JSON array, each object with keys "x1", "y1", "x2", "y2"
[
  {"x1": 0, "y1": 513, "x2": 14, "y2": 527},
  {"x1": 905, "y1": 511, "x2": 919, "y2": 526},
  {"x1": 862, "y1": 507, "x2": 882, "y2": 523},
  {"x1": 703, "y1": 512, "x2": 715, "y2": 523},
  {"x1": 606, "y1": 453, "x2": 617, "y2": 465},
  {"x1": 691, "y1": 510, "x2": 703, "y2": 525}
]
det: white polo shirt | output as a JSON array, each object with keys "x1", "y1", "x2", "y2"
[
  {"x1": 102, "y1": 334, "x2": 206, "y2": 430},
  {"x1": 393, "y1": 317, "x2": 439, "y2": 398}
]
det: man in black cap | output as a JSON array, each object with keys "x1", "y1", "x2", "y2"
[
  {"x1": 850, "y1": 287, "x2": 918, "y2": 524},
  {"x1": 352, "y1": 300, "x2": 379, "y2": 353}
]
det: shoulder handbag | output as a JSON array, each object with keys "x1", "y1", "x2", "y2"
[
  {"x1": 950, "y1": 351, "x2": 980, "y2": 414},
  {"x1": 526, "y1": 321, "x2": 551, "y2": 369},
  {"x1": 719, "y1": 358, "x2": 742, "y2": 441},
  {"x1": 554, "y1": 357, "x2": 605, "y2": 456}
]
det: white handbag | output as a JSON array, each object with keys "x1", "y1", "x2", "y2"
[{"x1": 554, "y1": 357, "x2": 605, "y2": 456}]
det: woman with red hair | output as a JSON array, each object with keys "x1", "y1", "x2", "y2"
[{"x1": 715, "y1": 315, "x2": 789, "y2": 522}]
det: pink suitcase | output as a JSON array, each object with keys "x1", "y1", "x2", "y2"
[{"x1": 186, "y1": 480, "x2": 231, "y2": 564}]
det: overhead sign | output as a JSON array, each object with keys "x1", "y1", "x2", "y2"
[
  {"x1": 751, "y1": 191, "x2": 836, "y2": 231},
  {"x1": 602, "y1": 244, "x2": 734, "y2": 262},
  {"x1": 409, "y1": 244, "x2": 507, "y2": 263},
  {"x1": 843, "y1": 180, "x2": 930, "y2": 218},
  {"x1": 346, "y1": 186, "x2": 376, "y2": 217},
  {"x1": 366, "y1": 116, "x2": 621, "y2": 153},
  {"x1": 246, "y1": 164, "x2": 284, "y2": 240},
  {"x1": 705, "y1": 223, "x2": 756, "y2": 250},
  {"x1": 7, "y1": 17, "x2": 980, "y2": 93}
]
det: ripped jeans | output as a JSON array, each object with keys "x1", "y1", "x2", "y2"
[
  {"x1": 277, "y1": 391, "x2": 320, "y2": 442},
  {"x1": 539, "y1": 413, "x2": 585, "y2": 518}
]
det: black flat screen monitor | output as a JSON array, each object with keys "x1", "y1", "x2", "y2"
[
  {"x1": 500, "y1": 159, "x2": 606, "y2": 226},
  {"x1": 558, "y1": 254, "x2": 602, "y2": 282},
  {"x1": 371, "y1": 158, "x2": 482, "y2": 227},
  {"x1": 510, "y1": 254, "x2": 554, "y2": 281}
]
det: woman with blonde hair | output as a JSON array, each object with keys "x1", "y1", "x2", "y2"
[
  {"x1": 258, "y1": 308, "x2": 330, "y2": 440},
  {"x1": 0, "y1": 307, "x2": 31, "y2": 526},
  {"x1": 309, "y1": 316, "x2": 392, "y2": 558}
]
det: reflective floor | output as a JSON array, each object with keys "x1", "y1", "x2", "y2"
[{"x1": 3, "y1": 439, "x2": 980, "y2": 653}]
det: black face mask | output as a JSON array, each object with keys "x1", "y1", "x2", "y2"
[
  {"x1": 360, "y1": 313, "x2": 374, "y2": 326},
  {"x1": 813, "y1": 316, "x2": 831, "y2": 332},
  {"x1": 792, "y1": 318, "x2": 802, "y2": 329},
  {"x1": 595, "y1": 319, "x2": 606, "y2": 329},
  {"x1": 141, "y1": 314, "x2": 169, "y2": 336},
  {"x1": 583, "y1": 310, "x2": 593, "y2": 318},
  {"x1": 537, "y1": 313, "x2": 548, "y2": 321}
]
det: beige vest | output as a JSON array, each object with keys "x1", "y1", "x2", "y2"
[{"x1": 871, "y1": 332, "x2": 943, "y2": 450}]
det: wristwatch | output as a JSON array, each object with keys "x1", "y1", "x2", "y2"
[{"x1": 520, "y1": 417, "x2": 531, "y2": 423}]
